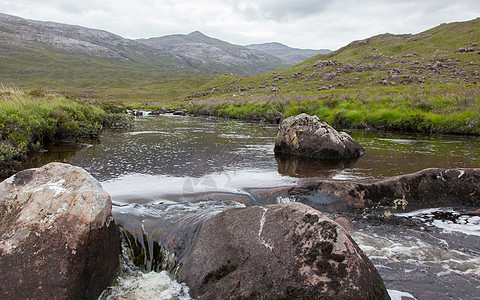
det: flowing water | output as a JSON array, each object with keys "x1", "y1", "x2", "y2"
[{"x1": 26, "y1": 113, "x2": 480, "y2": 299}]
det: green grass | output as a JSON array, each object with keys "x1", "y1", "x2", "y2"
[
  {"x1": 0, "y1": 86, "x2": 130, "y2": 178},
  {"x1": 178, "y1": 84, "x2": 480, "y2": 134}
]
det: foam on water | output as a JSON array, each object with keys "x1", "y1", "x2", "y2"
[
  {"x1": 351, "y1": 230, "x2": 480, "y2": 278},
  {"x1": 349, "y1": 207, "x2": 480, "y2": 298},
  {"x1": 394, "y1": 208, "x2": 480, "y2": 237},
  {"x1": 102, "y1": 271, "x2": 191, "y2": 300}
]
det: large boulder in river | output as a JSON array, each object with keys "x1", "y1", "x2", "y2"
[
  {"x1": 177, "y1": 202, "x2": 389, "y2": 299},
  {"x1": 274, "y1": 113, "x2": 366, "y2": 160},
  {"x1": 0, "y1": 163, "x2": 120, "y2": 299}
]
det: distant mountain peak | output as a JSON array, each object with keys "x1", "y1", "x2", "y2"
[
  {"x1": 137, "y1": 31, "x2": 290, "y2": 75},
  {"x1": 247, "y1": 43, "x2": 331, "y2": 65},
  {"x1": 188, "y1": 31, "x2": 206, "y2": 36}
]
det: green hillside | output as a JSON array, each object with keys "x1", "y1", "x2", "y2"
[
  {"x1": 179, "y1": 18, "x2": 480, "y2": 134},
  {"x1": 308, "y1": 18, "x2": 480, "y2": 63},
  {"x1": 0, "y1": 13, "x2": 215, "y2": 102},
  {"x1": 0, "y1": 42, "x2": 210, "y2": 102}
]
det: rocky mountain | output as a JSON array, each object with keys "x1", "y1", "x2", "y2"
[
  {"x1": 246, "y1": 42, "x2": 331, "y2": 65},
  {"x1": 0, "y1": 12, "x2": 198, "y2": 98},
  {"x1": 0, "y1": 13, "x2": 180, "y2": 63},
  {"x1": 138, "y1": 31, "x2": 290, "y2": 75}
]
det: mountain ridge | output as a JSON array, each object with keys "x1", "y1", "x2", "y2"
[
  {"x1": 246, "y1": 42, "x2": 331, "y2": 64},
  {"x1": 138, "y1": 31, "x2": 292, "y2": 75},
  {"x1": 0, "y1": 12, "x2": 329, "y2": 98}
]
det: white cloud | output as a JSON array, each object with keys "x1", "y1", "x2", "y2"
[{"x1": 0, "y1": 0, "x2": 479, "y2": 50}]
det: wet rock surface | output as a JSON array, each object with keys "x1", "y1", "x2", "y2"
[
  {"x1": 177, "y1": 202, "x2": 389, "y2": 300},
  {"x1": 0, "y1": 162, "x2": 120, "y2": 299},
  {"x1": 274, "y1": 113, "x2": 366, "y2": 160},
  {"x1": 291, "y1": 168, "x2": 480, "y2": 213}
]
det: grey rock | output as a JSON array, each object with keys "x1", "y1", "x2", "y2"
[
  {"x1": 290, "y1": 168, "x2": 480, "y2": 213},
  {"x1": 274, "y1": 113, "x2": 366, "y2": 160},
  {"x1": 0, "y1": 163, "x2": 120, "y2": 299},
  {"x1": 177, "y1": 202, "x2": 389, "y2": 299}
]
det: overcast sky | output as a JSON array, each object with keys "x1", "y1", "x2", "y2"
[{"x1": 0, "y1": 0, "x2": 479, "y2": 50}]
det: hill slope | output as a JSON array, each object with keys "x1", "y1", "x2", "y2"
[
  {"x1": 189, "y1": 18, "x2": 480, "y2": 97},
  {"x1": 181, "y1": 18, "x2": 480, "y2": 134},
  {"x1": 138, "y1": 31, "x2": 290, "y2": 75},
  {"x1": 246, "y1": 42, "x2": 331, "y2": 65},
  {"x1": 0, "y1": 13, "x2": 207, "y2": 101},
  {"x1": 306, "y1": 18, "x2": 480, "y2": 64}
]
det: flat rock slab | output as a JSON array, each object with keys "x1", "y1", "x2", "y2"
[
  {"x1": 274, "y1": 113, "x2": 366, "y2": 160},
  {"x1": 177, "y1": 202, "x2": 389, "y2": 300},
  {"x1": 0, "y1": 163, "x2": 119, "y2": 299},
  {"x1": 291, "y1": 168, "x2": 480, "y2": 212}
]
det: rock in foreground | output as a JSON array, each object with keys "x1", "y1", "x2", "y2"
[
  {"x1": 274, "y1": 113, "x2": 366, "y2": 160},
  {"x1": 177, "y1": 202, "x2": 389, "y2": 299},
  {"x1": 0, "y1": 163, "x2": 120, "y2": 299}
]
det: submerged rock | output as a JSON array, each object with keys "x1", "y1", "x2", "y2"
[
  {"x1": 0, "y1": 163, "x2": 120, "y2": 299},
  {"x1": 177, "y1": 202, "x2": 389, "y2": 299},
  {"x1": 274, "y1": 113, "x2": 366, "y2": 160},
  {"x1": 290, "y1": 168, "x2": 480, "y2": 213}
]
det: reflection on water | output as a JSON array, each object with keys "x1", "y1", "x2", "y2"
[
  {"x1": 28, "y1": 114, "x2": 480, "y2": 186},
  {"x1": 344, "y1": 131, "x2": 480, "y2": 180},
  {"x1": 71, "y1": 115, "x2": 279, "y2": 182},
  {"x1": 275, "y1": 154, "x2": 358, "y2": 178}
]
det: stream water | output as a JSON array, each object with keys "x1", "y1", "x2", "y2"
[{"x1": 27, "y1": 113, "x2": 480, "y2": 299}]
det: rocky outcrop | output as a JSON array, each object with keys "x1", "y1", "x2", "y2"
[
  {"x1": 291, "y1": 168, "x2": 480, "y2": 213},
  {"x1": 0, "y1": 163, "x2": 120, "y2": 299},
  {"x1": 274, "y1": 114, "x2": 366, "y2": 160},
  {"x1": 177, "y1": 202, "x2": 389, "y2": 300}
]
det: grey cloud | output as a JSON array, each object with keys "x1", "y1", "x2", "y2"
[
  {"x1": 2, "y1": 0, "x2": 480, "y2": 50},
  {"x1": 1, "y1": 0, "x2": 114, "y2": 14},
  {"x1": 230, "y1": 0, "x2": 331, "y2": 22}
]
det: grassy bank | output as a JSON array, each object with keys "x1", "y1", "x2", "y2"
[
  {"x1": 179, "y1": 84, "x2": 480, "y2": 134},
  {"x1": 0, "y1": 86, "x2": 130, "y2": 179}
]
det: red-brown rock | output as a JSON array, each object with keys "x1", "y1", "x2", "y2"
[
  {"x1": 177, "y1": 202, "x2": 389, "y2": 299},
  {"x1": 0, "y1": 163, "x2": 120, "y2": 299}
]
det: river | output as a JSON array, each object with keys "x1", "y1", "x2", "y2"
[{"x1": 27, "y1": 113, "x2": 480, "y2": 299}]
